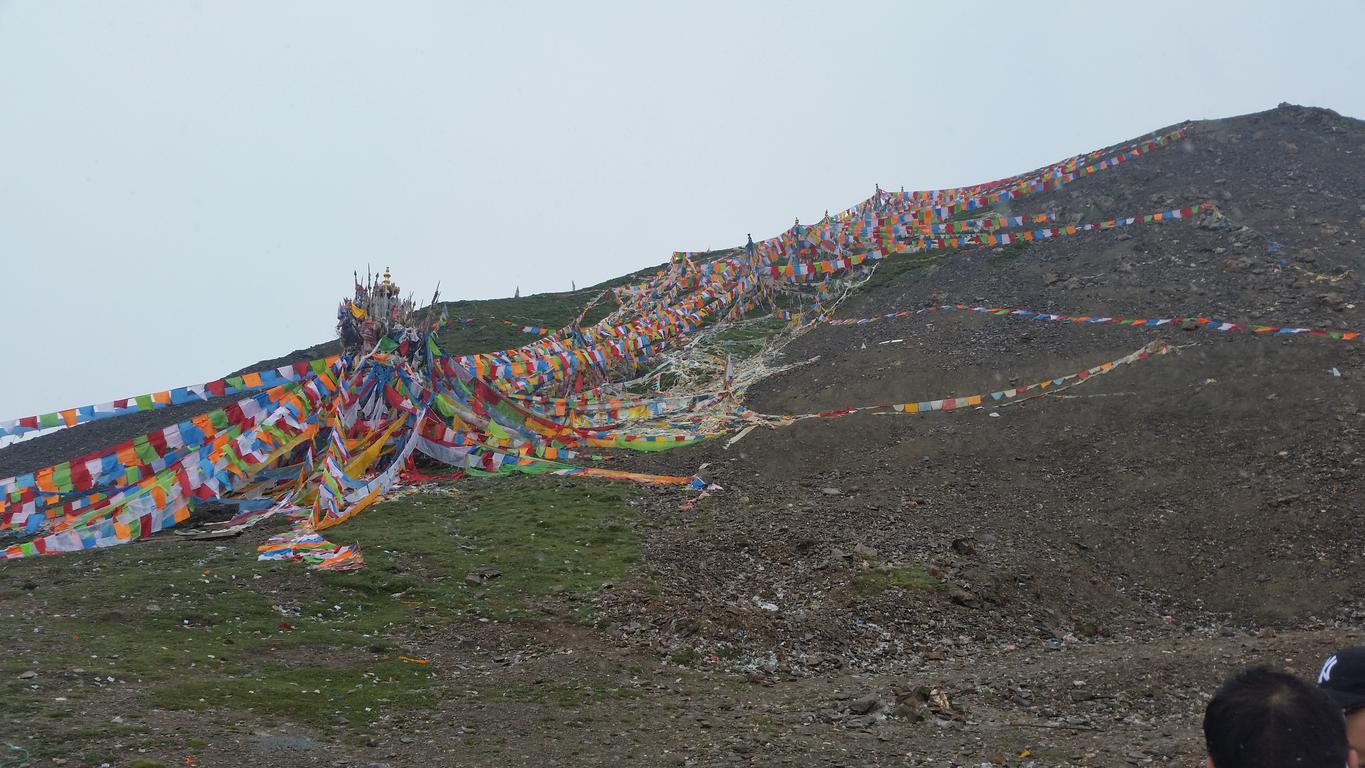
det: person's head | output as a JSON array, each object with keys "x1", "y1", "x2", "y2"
[
  {"x1": 1318, "y1": 648, "x2": 1365, "y2": 754},
  {"x1": 1204, "y1": 666, "x2": 1356, "y2": 768}
]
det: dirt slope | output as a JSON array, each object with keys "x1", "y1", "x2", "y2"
[{"x1": 602, "y1": 104, "x2": 1364, "y2": 663}]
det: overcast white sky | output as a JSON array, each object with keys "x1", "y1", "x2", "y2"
[{"x1": 2, "y1": 0, "x2": 1363, "y2": 420}]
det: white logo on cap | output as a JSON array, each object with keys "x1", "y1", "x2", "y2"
[{"x1": 1320, "y1": 656, "x2": 1339, "y2": 684}]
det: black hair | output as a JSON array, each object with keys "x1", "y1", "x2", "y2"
[{"x1": 1204, "y1": 666, "x2": 1349, "y2": 768}]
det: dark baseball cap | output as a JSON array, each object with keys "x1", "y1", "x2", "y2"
[{"x1": 1317, "y1": 647, "x2": 1365, "y2": 713}]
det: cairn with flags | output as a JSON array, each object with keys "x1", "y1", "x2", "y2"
[{"x1": 4, "y1": 123, "x2": 1239, "y2": 570}]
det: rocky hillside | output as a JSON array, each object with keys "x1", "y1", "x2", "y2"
[
  {"x1": 2, "y1": 103, "x2": 1362, "y2": 767},
  {"x1": 601, "y1": 103, "x2": 1364, "y2": 658}
]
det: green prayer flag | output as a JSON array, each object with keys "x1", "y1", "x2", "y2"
[
  {"x1": 52, "y1": 464, "x2": 72, "y2": 491},
  {"x1": 133, "y1": 438, "x2": 158, "y2": 464},
  {"x1": 432, "y1": 394, "x2": 457, "y2": 419},
  {"x1": 612, "y1": 435, "x2": 702, "y2": 452}
]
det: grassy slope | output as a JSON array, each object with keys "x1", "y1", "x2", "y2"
[
  {"x1": 0, "y1": 244, "x2": 968, "y2": 764},
  {"x1": 0, "y1": 477, "x2": 645, "y2": 762},
  {"x1": 432, "y1": 264, "x2": 662, "y2": 356}
]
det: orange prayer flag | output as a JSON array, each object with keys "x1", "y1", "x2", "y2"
[{"x1": 117, "y1": 444, "x2": 139, "y2": 468}]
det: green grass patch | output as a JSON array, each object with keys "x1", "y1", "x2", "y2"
[
  {"x1": 852, "y1": 564, "x2": 942, "y2": 597},
  {"x1": 0, "y1": 477, "x2": 645, "y2": 730},
  {"x1": 669, "y1": 647, "x2": 702, "y2": 666},
  {"x1": 714, "y1": 644, "x2": 745, "y2": 661},
  {"x1": 948, "y1": 204, "x2": 996, "y2": 222},
  {"x1": 432, "y1": 264, "x2": 663, "y2": 356},
  {"x1": 858, "y1": 249, "x2": 947, "y2": 293},
  {"x1": 712, "y1": 317, "x2": 788, "y2": 358},
  {"x1": 331, "y1": 479, "x2": 644, "y2": 622},
  {"x1": 713, "y1": 317, "x2": 786, "y2": 345},
  {"x1": 666, "y1": 643, "x2": 746, "y2": 668},
  {"x1": 988, "y1": 239, "x2": 1031, "y2": 266},
  {"x1": 148, "y1": 656, "x2": 442, "y2": 728}
]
